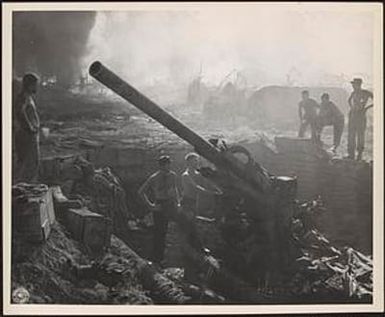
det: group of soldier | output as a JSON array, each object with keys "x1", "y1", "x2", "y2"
[
  {"x1": 297, "y1": 78, "x2": 373, "y2": 160},
  {"x1": 11, "y1": 72, "x2": 219, "y2": 267},
  {"x1": 12, "y1": 72, "x2": 374, "y2": 266},
  {"x1": 138, "y1": 153, "x2": 221, "y2": 265}
]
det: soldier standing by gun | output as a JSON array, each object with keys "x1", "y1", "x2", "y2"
[
  {"x1": 181, "y1": 152, "x2": 222, "y2": 220},
  {"x1": 14, "y1": 73, "x2": 41, "y2": 182},
  {"x1": 298, "y1": 90, "x2": 319, "y2": 142},
  {"x1": 138, "y1": 155, "x2": 181, "y2": 264},
  {"x1": 347, "y1": 78, "x2": 373, "y2": 160}
]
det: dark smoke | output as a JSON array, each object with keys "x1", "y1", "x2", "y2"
[{"x1": 13, "y1": 11, "x2": 96, "y2": 87}]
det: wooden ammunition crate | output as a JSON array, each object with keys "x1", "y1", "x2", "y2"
[
  {"x1": 65, "y1": 208, "x2": 86, "y2": 240},
  {"x1": 83, "y1": 214, "x2": 113, "y2": 251},
  {"x1": 64, "y1": 208, "x2": 112, "y2": 252},
  {"x1": 12, "y1": 188, "x2": 55, "y2": 242}
]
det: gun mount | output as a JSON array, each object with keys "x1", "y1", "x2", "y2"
[
  {"x1": 88, "y1": 61, "x2": 284, "y2": 217},
  {"x1": 89, "y1": 61, "x2": 297, "y2": 286}
]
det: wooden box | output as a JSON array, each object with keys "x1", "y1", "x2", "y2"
[
  {"x1": 83, "y1": 213, "x2": 112, "y2": 251},
  {"x1": 64, "y1": 208, "x2": 112, "y2": 252},
  {"x1": 65, "y1": 208, "x2": 86, "y2": 241},
  {"x1": 12, "y1": 187, "x2": 55, "y2": 242}
]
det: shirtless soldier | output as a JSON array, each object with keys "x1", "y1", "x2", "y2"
[
  {"x1": 14, "y1": 73, "x2": 41, "y2": 182},
  {"x1": 347, "y1": 78, "x2": 373, "y2": 160},
  {"x1": 181, "y1": 152, "x2": 221, "y2": 219},
  {"x1": 138, "y1": 155, "x2": 181, "y2": 264}
]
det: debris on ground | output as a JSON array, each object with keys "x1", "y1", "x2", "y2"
[
  {"x1": 288, "y1": 198, "x2": 373, "y2": 301},
  {"x1": 11, "y1": 223, "x2": 153, "y2": 304}
]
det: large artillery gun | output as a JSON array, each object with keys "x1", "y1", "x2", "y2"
[
  {"x1": 89, "y1": 61, "x2": 297, "y2": 288},
  {"x1": 89, "y1": 62, "x2": 285, "y2": 210}
]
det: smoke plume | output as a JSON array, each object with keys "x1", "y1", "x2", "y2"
[
  {"x1": 83, "y1": 8, "x2": 374, "y2": 91},
  {"x1": 13, "y1": 11, "x2": 96, "y2": 86}
]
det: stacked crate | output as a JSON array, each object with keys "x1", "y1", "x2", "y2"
[
  {"x1": 12, "y1": 184, "x2": 55, "y2": 242},
  {"x1": 50, "y1": 185, "x2": 112, "y2": 253}
]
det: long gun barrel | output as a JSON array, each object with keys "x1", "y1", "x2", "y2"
[{"x1": 89, "y1": 61, "x2": 272, "y2": 209}]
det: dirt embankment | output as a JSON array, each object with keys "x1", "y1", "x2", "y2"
[{"x1": 12, "y1": 223, "x2": 153, "y2": 304}]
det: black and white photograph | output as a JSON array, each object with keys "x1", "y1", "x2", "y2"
[{"x1": 2, "y1": 2, "x2": 383, "y2": 315}]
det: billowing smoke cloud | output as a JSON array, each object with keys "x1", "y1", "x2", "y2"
[
  {"x1": 83, "y1": 7, "x2": 374, "y2": 92},
  {"x1": 83, "y1": 11, "x2": 201, "y2": 88},
  {"x1": 13, "y1": 11, "x2": 96, "y2": 86},
  {"x1": 12, "y1": 8, "x2": 374, "y2": 94}
]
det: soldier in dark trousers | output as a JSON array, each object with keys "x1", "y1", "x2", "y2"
[
  {"x1": 347, "y1": 78, "x2": 373, "y2": 160},
  {"x1": 14, "y1": 73, "x2": 41, "y2": 182},
  {"x1": 316, "y1": 93, "x2": 345, "y2": 154},
  {"x1": 138, "y1": 155, "x2": 181, "y2": 264},
  {"x1": 298, "y1": 90, "x2": 319, "y2": 142}
]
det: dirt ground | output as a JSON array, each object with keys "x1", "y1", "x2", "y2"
[
  {"x1": 11, "y1": 223, "x2": 153, "y2": 304},
  {"x1": 37, "y1": 87, "x2": 373, "y2": 161}
]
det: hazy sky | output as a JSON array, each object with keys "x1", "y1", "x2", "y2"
[{"x1": 83, "y1": 6, "x2": 374, "y2": 89}]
